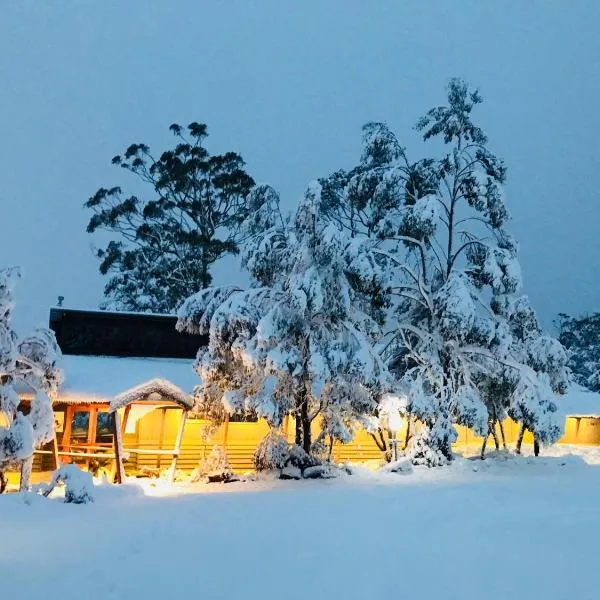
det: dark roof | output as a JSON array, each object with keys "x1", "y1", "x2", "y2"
[{"x1": 49, "y1": 308, "x2": 206, "y2": 358}]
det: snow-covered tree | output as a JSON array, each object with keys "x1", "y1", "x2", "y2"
[
  {"x1": 320, "y1": 79, "x2": 568, "y2": 465},
  {"x1": 0, "y1": 267, "x2": 63, "y2": 492},
  {"x1": 178, "y1": 183, "x2": 389, "y2": 459},
  {"x1": 557, "y1": 312, "x2": 600, "y2": 392}
]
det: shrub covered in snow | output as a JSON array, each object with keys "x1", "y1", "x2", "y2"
[
  {"x1": 254, "y1": 431, "x2": 289, "y2": 472},
  {"x1": 190, "y1": 445, "x2": 237, "y2": 483},
  {"x1": 302, "y1": 464, "x2": 338, "y2": 479},
  {"x1": 286, "y1": 443, "x2": 317, "y2": 471},
  {"x1": 46, "y1": 465, "x2": 94, "y2": 504}
]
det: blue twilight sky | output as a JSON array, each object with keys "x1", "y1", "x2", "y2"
[{"x1": 1, "y1": 1, "x2": 599, "y2": 334}]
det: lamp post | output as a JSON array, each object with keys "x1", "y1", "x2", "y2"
[
  {"x1": 386, "y1": 405, "x2": 403, "y2": 462},
  {"x1": 379, "y1": 392, "x2": 407, "y2": 462}
]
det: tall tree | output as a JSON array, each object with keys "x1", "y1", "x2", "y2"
[
  {"x1": 320, "y1": 79, "x2": 568, "y2": 465},
  {"x1": 0, "y1": 267, "x2": 63, "y2": 492},
  {"x1": 557, "y1": 312, "x2": 600, "y2": 391},
  {"x1": 177, "y1": 183, "x2": 389, "y2": 458},
  {"x1": 86, "y1": 122, "x2": 255, "y2": 313}
]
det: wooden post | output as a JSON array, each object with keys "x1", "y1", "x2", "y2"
[
  {"x1": 88, "y1": 407, "x2": 98, "y2": 446},
  {"x1": 168, "y1": 409, "x2": 188, "y2": 483},
  {"x1": 52, "y1": 431, "x2": 60, "y2": 470},
  {"x1": 222, "y1": 413, "x2": 230, "y2": 447},
  {"x1": 111, "y1": 412, "x2": 126, "y2": 484},
  {"x1": 157, "y1": 407, "x2": 167, "y2": 469},
  {"x1": 87, "y1": 407, "x2": 97, "y2": 472},
  {"x1": 62, "y1": 405, "x2": 73, "y2": 462},
  {"x1": 121, "y1": 405, "x2": 132, "y2": 436}
]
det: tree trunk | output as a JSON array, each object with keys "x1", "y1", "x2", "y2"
[
  {"x1": 0, "y1": 470, "x2": 7, "y2": 494},
  {"x1": 491, "y1": 423, "x2": 500, "y2": 450},
  {"x1": 369, "y1": 429, "x2": 387, "y2": 452},
  {"x1": 480, "y1": 434, "x2": 488, "y2": 460},
  {"x1": 499, "y1": 420, "x2": 507, "y2": 450},
  {"x1": 516, "y1": 423, "x2": 525, "y2": 455},
  {"x1": 300, "y1": 396, "x2": 311, "y2": 455},
  {"x1": 403, "y1": 416, "x2": 412, "y2": 450},
  {"x1": 20, "y1": 456, "x2": 33, "y2": 492},
  {"x1": 533, "y1": 436, "x2": 540, "y2": 457},
  {"x1": 441, "y1": 435, "x2": 453, "y2": 461},
  {"x1": 200, "y1": 249, "x2": 210, "y2": 289},
  {"x1": 295, "y1": 416, "x2": 302, "y2": 447}
]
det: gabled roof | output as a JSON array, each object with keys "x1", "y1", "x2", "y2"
[
  {"x1": 110, "y1": 378, "x2": 193, "y2": 412},
  {"x1": 51, "y1": 355, "x2": 198, "y2": 405}
]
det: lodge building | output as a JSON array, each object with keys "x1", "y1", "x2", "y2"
[
  {"x1": 30, "y1": 307, "x2": 383, "y2": 481},
  {"x1": 19, "y1": 307, "x2": 600, "y2": 484}
]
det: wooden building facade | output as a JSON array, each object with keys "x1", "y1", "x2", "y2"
[{"x1": 16, "y1": 307, "x2": 600, "y2": 484}]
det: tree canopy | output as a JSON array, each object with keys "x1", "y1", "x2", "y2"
[{"x1": 86, "y1": 122, "x2": 255, "y2": 313}]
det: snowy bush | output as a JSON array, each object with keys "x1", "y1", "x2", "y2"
[
  {"x1": 381, "y1": 458, "x2": 413, "y2": 474},
  {"x1": 286, "y1": 443, "x2": 318, "y2": 471},
  {"x1": 190, "y1": 445, "x2": 237, "y2": 483},
  {"x1": 254, "y1": 431, "x2": 289, "y2": 472},
  {"x1": 302, "y1": 464, "x2": 338, "y2": 479},
  {"x1": 280, "y1": 465, "x2": 302, "y2": 480},
  {"x1": 46, "y1": 465, "x2": 94, "y2": 504}
]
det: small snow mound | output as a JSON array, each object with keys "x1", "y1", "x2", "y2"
[
  {"x1": 280, "y1": 466, "x2": 302, "y2": 480},
  {"x1": 47, "y1": 465, "x2": 94, "y2": 504},
  {"x1": 381, "y1": 458, "x2": 413, "y2": 474},
  {"x1": 303, "y1": 464, "x2": 338, "y2": 479}
]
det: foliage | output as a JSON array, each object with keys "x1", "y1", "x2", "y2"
[
  {"x1": 176, "y1": 78, "x2": 567, "y2": 469},
  {"x1": 254, "y1": 431, "x2": 290, "y2": 472},
  {"x1": 178, "y1": 183, "x2": 390, "y2": 458},
  {"x1": 85, "y1": 122, "x2": 255, "y2": 313},
  {"x1": 0, "y1": 267, "x2": 63, "y2": 491},
  {"x1": 320, "y1": 78, "x2": 568, "y2": 465},
  {"x1": 557, "y1": 312, "x2": 600, "y2": 391}
]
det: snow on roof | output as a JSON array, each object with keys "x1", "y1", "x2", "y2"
[
  {"x1": 110, "y1": 378, "x2": 193, "y2": 412},
  {"x1": 17, "y1": 353, "x2": 600, "y2": 419},
  {"x1": 557, "y1": 384, "x2": 600, "y2": 418},
  {"x1": 54, "y1": 355, "x2": 198, "y2": 406}
]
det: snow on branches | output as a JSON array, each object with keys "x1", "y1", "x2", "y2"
[
  {"x1": 178, "y1": 79, "x2": 567, "y2": 468},
  {"x1": 320, "y1": 78, "x2": 568, "y2": 465},
  {"x1": 178, "y1": 183, "x2": 390, "y2": 458},
  {"x1": 0, "y1": 267, "x2": 63, "y2": 491}
]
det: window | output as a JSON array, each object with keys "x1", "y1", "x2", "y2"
[
  {"x1": 96, "y1": 411, "x2": 114, "y2": 444},
  {"x1": 71, "y1": 411, "x2": 90, "y2": 441}
]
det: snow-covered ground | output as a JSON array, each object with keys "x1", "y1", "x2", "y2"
[{"x1": 3, "y1": 447, "x2": 600, "y2": 600}]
